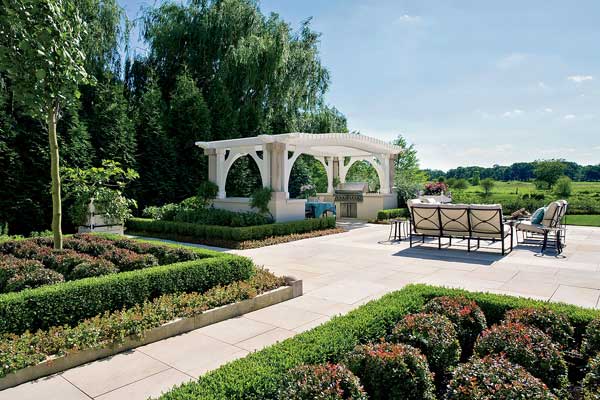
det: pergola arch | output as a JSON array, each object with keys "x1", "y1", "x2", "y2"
[
  {"x1": 284, "y1": 149, "x2": 334, "y2": 197},
  {"x1": 198, "y1": 133, "x2": 401, "y2": 200}
]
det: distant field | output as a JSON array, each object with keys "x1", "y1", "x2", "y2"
[
  {"x1": 461, "y1": 181, "x2": 600, "y2": 195},
  {"x1": 563, "y1": 215, "x2": 600, "y2": 227}
]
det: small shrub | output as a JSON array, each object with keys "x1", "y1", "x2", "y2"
[
  {"x1": 583, "y1": 354, "x2": 600, "y2": 400},
  {"x1": 582, "y1": 318, "x2": 600, "y2": 358},
  {"x1": 376, "y1": 208, "x2": 408, "y2": 221},
  {"x1": 474, "y1": 322, "x2": 568, "y2": 393},
  {"x1": 0, "y1": 256, "x2": 46, "y2": 292},
  {"x1": 446, "y1": 355, "x2": 557, "y2": 399},
  {"x1": 424, "y1": 182, "x2": 448, "y2": 195},
  {"x1": 423, "y1": 296, "x2": 487, "y2": 357},
  {"x1": 69, "y1": 260, "x2": 119, "y2": 280},
  {"x1": 278, "y1": 363, "x2": 367, "y2": 400},
  {"x1": 100, "y1": 248, "x2": 159, "y2": 272},
  {"x1": 344, "y1": 342, "x2": 435, "y2": 400},
  {"x1": 504, "y1": 307, "x2": 574, "y2": 348},
  {"x1": 390, "y1": 312, "x2": 461, "y2": 376},
  {"x1": 554, "y1": 176, "x2": 572, "y2": 197},
  {"x1": 5, "y1": 267, "x2": 64, "y2": 293}
]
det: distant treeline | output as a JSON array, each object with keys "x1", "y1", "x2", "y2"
[{"x1": 423, "y1": 161, "x2": 600, "y2": 182}]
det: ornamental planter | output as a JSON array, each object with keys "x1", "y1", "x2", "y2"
[
  {"x1": 0, "y1": 277, "x2": 302, "y2": 390},
  {"x1": 77, "y1": 199, "x2": 124, "y2": 235}
]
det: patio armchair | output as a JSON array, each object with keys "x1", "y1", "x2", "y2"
[{"x1": 515, "y1": 200, "x2": 568, "y2": 253}]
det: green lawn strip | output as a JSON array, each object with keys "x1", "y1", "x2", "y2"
[
  {"x1": 0, "y1": 269, "x2": 285, "y2": 379},
  {"x1": 158, "y1": 284, "x2": 600, "y2": 400},
  {"x1": 563, "y1": 215, "x2": 600, "y2": 227},
  {"x1": 0, "y1": 254, "x2": 254, "y2": 334}
]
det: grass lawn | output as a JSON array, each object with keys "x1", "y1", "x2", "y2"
[{"x1": 564, "y1": 214, "x2": 600, "y2": 227}]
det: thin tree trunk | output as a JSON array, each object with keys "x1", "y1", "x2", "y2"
[{"x1": 47, "y1": 105, "x2": 63, "y2": 250}]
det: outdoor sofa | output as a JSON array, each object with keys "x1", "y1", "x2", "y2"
[{"x1": 407, "y1": 200, "x2": 513, "y2": 255}]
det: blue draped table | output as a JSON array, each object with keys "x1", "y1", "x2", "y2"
[{"x1": 305, "y1": 201, "x2": 337, "y2": 218}]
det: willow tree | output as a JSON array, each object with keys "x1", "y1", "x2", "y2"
[{"x1": 0, "y1": 0, "x2": 91, "y2": 249}]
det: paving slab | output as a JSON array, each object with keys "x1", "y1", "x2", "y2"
[
  {"x1": 95, "y1": 369, "x2": 193, "y2": 400},
  {"x1": 0, "y1": 375, "x2": 89, "y2": 400}
]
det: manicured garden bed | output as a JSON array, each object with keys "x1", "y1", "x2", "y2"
[
  {"x1": 126, "y1": 216, "x2": 340, "y2": 249},
  {"x1": 158, "y1": 284, "x2": 600, "y2": 399}
]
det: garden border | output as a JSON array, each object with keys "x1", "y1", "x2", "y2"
[{"x1": 0, "y1": 277, "x2": 302, "y2": 391}]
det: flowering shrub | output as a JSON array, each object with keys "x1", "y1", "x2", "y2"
[
  {"x1": 582, "y1": 318, "x2": 600, "y2": 358},
  {"x1": 390, "y1": 312, "x2": 460, "y2": 376},
  {"x1": 423, "y1": 296, "x2": 487, "y2": 356},
  {"x1": 583, "y1": 354, "x2": 600, "y2": 400},
  {"x1": 344, "y1": 342, "x2": 435, "y2": 400},
  {"x1": 446, "y1": 355, "x2": 557, "y2": 399},
  {"x1": 424, "y1": 182, "x2": 448, "y2": 195},
  {"x1": 504, "y1": 307, "x2": 574, "y2": 348},
  {"x1": 279, "y1": 363, "x2": 367, "y2": 400},
  {"x1": 100, "y1": 248, "x2": 158, "y2": 272},
  {"x1": 0, "y1": 256, "x2": 48, "y2": 293},
  {"x1": 69, "y1": 259, "x2": 119, "y2": 280},
  {"x1": 4, "y1": 267, "x2": 64, "y2": 293},
  {"x1": 474, "y1": 322, "x2": 568, "y2": 393}
]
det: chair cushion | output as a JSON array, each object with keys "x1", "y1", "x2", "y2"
[
  {"x1": 531, "y1": 207, "x2": 545, "y2": 224},
  {"x1": 515, "y1": 221, "x2": 546, "y2": 234}
]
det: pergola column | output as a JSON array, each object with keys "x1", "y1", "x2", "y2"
[{"x1": 215, "y1": 148, "x2": 227, "y2": 198}]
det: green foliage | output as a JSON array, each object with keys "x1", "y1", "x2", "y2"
[
  {"x1": 423, "y1": 296, "x2": 487, "y2": 357},
  {"x1": 174, "y1": 208, "x2": 270, "y2": 227},
  {"x1": 62, "y1": 160, "x2": 138, "y2": 226},
  {"x1": 197, "y1": 182, "x2": 219, "y2": 208},
  {"x1": 480, "y1": 178, "x2": 495, "y2": 195},
  {"x1": 279, "y1": 363, "x2": 367, "y2": 400},
  {"x1": 535, "y1": 160, "x2": 566, "y2": 187},
  {"x1": 344, "y1": 342, "x2": 436, "y2": 400},
  {"x1": 226, "y1": 156, "x2": 263, "y2": 197},
  {"x1": 126, "y1": 216, "x2": 337, "y2": 244},
  {"x1": 0, "y1": 269, "x2": 283, "y2": 379},
  {"x1": 583, "y1": 354, "x2": 600, "y2": 400},
  {"x1": 474, "y1": 322, "x2": 568, "y2": 393},
  {"x1": 390, "y1": 312, "x2": 461, "y2": 378},
  {"x1": 0, "y1": 253, "x2": 252, "y2": 334},
  {"x1": 470, "y1": 171, "x2": 480, "y2": 185},
  {"x1": 446, "y1": 355, "x2": 557, "y2": 400},
  {"x1": 581, "y1": 318, "x2": 600, "y2": 358},
  {"x1": 503, "y1": 307, "x2": 574, "y2": 348},
  {"x1": 376, "y1": 208, "x2": 408, "y2": 221},
  {"x1": 250, "y1": 187, "x2": 273, "y2": 218},
  {"x1": 554, "y1": 176, "x2": 573, "y2": 197}
]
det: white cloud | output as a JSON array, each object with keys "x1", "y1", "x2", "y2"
[
  {"x1": 544, "y1": 108, "x2": 553, "y2": 113},
  {"x1": 537, "y1": 81, "x2": 550, "y2": 89},
  {"x1": 563, "y1": 114, "x2": 576, "y2": 120},
  {"x1": 502, "y1": 109, "x2": 524, "y2": 118},
  {"x1": 497, "y1": 53, "x2": 528, "y2": 69},
  {"x1": 567, "y1": 75, "x2": 593, "y2": 83},
  {"x1": 396, "y1": 14, "x2": 422, "y2": 23}
]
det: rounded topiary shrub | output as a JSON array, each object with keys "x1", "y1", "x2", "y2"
[
  {"x1": 423, "y1": 296, "x2": 487, "y2": 356},
  {"x1": 582, "y1": 318, "x2": 600, "y2": 358},
  {"x1": 344, "y1": 342, "x2": 436, "y2": 400},
  {"x1": 5, "y1": 267, "x2": 64, "y2": 292},
  {"x1": 583, "y1": 354, "x2": 600, "y2": 400},
  {"x1": 390, "y1": 312, "x2": 461, "y2": 376},
  {"x1": 474, "y1": 322, "x2": 568, "y2": 394},
  {"x1": 504, "y1": 307, "x2": 574, "y2": 348},
  {"x1": 69, "y1": 259, "x2": 119, "y2": 280},
  {"x1": 278, "y1": 363, "x2": 367, "y2": 400},
  {"x1": 446, "y1": 355, "x2": 557, "y2": 399}
]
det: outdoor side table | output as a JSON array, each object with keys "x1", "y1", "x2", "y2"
[{"x1": 388, "y1": 218, "x2": 408, "y2": 241}]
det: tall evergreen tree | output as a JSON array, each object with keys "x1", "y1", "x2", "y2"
[
  {"x1": 167, "y1": 72, "x2": 211, "y2": 199},
  {"x1": 134, "y1": 80, "x2": 177, "y2": 208}
]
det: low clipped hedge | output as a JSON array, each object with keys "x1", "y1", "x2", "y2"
[
  {"x1": 0, "y1": 255, "x2": 254, "y2": 335},
  {"x1": 126, "y1": 217, "x2": 336, "y2": 244},
  {"x1": 158, "y1": 285, "x2": 600, "y2": 400},
  {"x1": 376, "y1": 208, "x2": 408, "y2": 221}
]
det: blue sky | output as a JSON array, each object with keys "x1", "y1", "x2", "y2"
[{"x1": 120, "y1": 0, "x2": 600, "y2": 170}]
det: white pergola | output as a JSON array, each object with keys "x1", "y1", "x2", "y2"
[{"x1": 196, "y1": 132, "x2": 403, "y2": 199}]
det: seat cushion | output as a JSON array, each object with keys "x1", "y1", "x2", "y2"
[{"x1": 515, "y1": 221, "x2": 546, "y2": 234}]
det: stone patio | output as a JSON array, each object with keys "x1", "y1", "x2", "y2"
[{"x1": 2, "y1": 223, "x2": 599, "y2": 400}]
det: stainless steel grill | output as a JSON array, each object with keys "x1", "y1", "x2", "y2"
[{"x1": 334, "y1": 183, "x2": 368, "y2": 218}]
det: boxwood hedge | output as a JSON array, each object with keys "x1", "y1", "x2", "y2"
[
  {"x1": 158, "y1": 284, "x2": 600, "y2": 400},
  {"x1": 126, "y1": 217, "x2": 337, "y2": 243},
  {"x1": 376, "y1": 208, "x2": 408, "y2": 221},
  {"x1": 0, "y1": 254, "x2": 254, "y2": 334}
]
